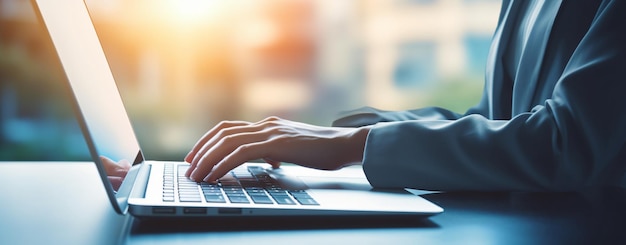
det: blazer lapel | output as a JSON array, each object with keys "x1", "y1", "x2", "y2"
[
  {"x1": 512, "y1": 0, "x2": 563, "y2": 114},
  {"x1": 484, "y1": 0, "x2": 523, "y2": 119}
]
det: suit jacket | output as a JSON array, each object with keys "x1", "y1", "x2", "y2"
[{"x1": 333, "y1": 0, "x2": 626, "y2": 191}]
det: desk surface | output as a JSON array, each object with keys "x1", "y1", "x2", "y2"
[
  {"x1": 1, "y1": 162, "x2": 625, "y2": 245},
  {"x1": 0, "y1": 162, "x2": 129, "y2": 245}
]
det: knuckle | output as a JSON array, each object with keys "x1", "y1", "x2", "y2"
[
  {"x1": 215, "y1": 126, "x2": 243, "y2": 140},
  {"x1": 235, "y1": 144, "x2": 253, "y2": 154},
  {"x1": 217, "y1": 120, "x2": 239, "y2": 129},
  {"x1": 220, "y1": 134, "x2": 237, "y2": 144},
  {"x1": 217, "y1": 127, "x2": 234, "y2": 138},
  {"x1": 232, "y1": 143, "x2": 259, "y2": 159},
  {"x1": 261, "y1": 120, "x2": 282, "y2": 129},
  {"x1": 260, "y1": 116, "x2": 281, "y2": 124},
  {"x1": 215, "y1": 121, "x2": 229, "y2": 129}
]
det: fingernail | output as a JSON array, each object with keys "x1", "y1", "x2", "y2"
[
  {"x1": 189, "y1": 171, "x2": 198, "y2": 182},
  {"x1": 203, "y1": 174, "x2": 211, "y2": 182}
]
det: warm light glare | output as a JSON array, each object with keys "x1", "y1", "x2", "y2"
[
  {"x1": 1, "y1": 0, "x2": 499, "y2": 160},
  {"x1": 168, "y1": 0, "x2": 215, "y2": 23}
]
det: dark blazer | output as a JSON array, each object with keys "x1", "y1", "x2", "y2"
[{"x1": 333, "y1": 0, "x2": 626, "y2": 191}]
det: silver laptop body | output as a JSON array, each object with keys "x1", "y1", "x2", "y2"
[{"x1": 32, "y1": 0, "x2": 443, "y2": 218}]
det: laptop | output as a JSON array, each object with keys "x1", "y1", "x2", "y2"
[{"x1": 32, "y1": 0, "x2": 443, "y2": 218}]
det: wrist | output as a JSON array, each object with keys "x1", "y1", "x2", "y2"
[{"x1": 339, "y1": 126, "x2": 371, "y2": 166}]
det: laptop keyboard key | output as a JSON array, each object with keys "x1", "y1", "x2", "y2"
[
  {"x1": 228, "y1": 196, "x2": 250, "y2": 204},
  {"x1": 289, "y1": 190, "x2": 312, "y2": 199},
  {"x1": 205, "y1": 194, "x2": 226, "y2": 203},
  {"x1": 295, "y1": 198, "x2": 318, "y2": 205},
  {"x1": 179, "y1": 196, "x2": 202, "y2": 202},
  {"x1": 273, "y1": 196, "x2": 296, "y2": 205},
  {"x1": 250, "y1": 195, "x2": 273, "y2": 204},
  {"x1": 163, "y1": 164, "x2": 320, "y2": 206}
]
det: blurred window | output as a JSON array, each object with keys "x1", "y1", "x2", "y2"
[{"x1": 394, "y1": 41, "x2": 437, "y2": 88}]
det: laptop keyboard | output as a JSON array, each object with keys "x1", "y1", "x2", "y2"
[{"x1": 162, "y1": 164, "x2": 318, "y2": 205}]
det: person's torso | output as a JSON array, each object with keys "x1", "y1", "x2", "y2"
[{"x1": 494, "y1": 0, "x2": 603, "y2": 117}]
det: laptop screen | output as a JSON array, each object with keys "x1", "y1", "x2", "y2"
[{"x1": 33, "y1": 0, "x2": 143, "y2": 214}]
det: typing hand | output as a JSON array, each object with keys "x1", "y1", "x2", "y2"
[{"x1": 184, "y1": 116, "x2": 370, "y2": 183}]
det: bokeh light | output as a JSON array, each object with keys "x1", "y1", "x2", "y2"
[{"x1": 0, "y1": 0, "x2": 499, "y2": 161}]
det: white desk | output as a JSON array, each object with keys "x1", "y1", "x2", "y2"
[{"x1": 0, "y1": 162, "x2": 129, "y2": 245}]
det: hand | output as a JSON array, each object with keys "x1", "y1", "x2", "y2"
[
  {"x1": 100, "y1": 156, "x2": 131, "y2": 191},
  {"x1": 184, "y1": 116, "x2": 370, "y2": 182}
]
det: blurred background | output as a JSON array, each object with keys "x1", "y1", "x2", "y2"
[{"x1": 0, "y1": 0, "x2": 500, "y2": 161}]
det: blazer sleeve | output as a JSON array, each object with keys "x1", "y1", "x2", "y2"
[
  {"x1": 345, "y1": 0, "x2": 626, "y2": 191},
  {"x1": 332, "y1": 106, "x2": 463, "y2": 127}
]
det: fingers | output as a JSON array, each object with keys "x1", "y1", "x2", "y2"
[
  {"x1": 185, "y1": 117, "x2": 281, "y2": 177},
  {"x1": 203, "y1": 140, "x2": 276, "y2": 182},
  {"x1": 184, "y1": 120, "x2": 250, "y2": 162},
  {"x1": 184, "y1": 120, "x2": 251, "y2": 176},
  {"x1": 263, "y1": 158, "x2": 282, "y2": 169},
  {"x1": 188, "y1": 126, "x2": 278, "y2": 181},
  {"x1": 189, "y1": 124, "x2": 261, "y2": 166},
  {"x1": 186, "y1": 117, "x2": 284, "y2": 182}
]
